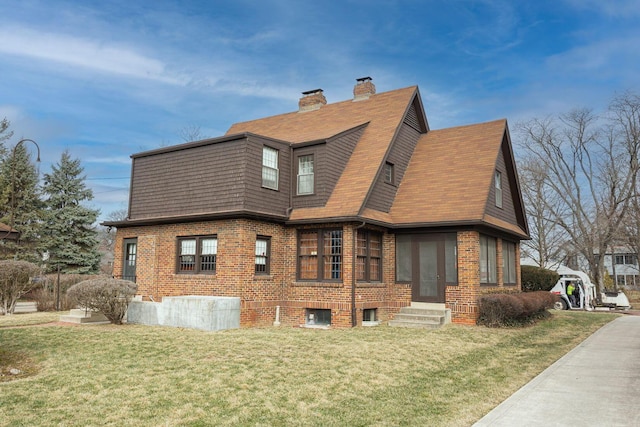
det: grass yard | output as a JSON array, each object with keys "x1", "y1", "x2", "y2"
[{"x1": 0, "y1": 311, "x2": 616, "y2": 426}]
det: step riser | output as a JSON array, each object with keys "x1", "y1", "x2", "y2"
[
  {"x1": 388, "y1": 321, "x2": 442, "y2": 329},
  {"x1": 389, "y1": 306, "x2": 451, "y2": 329},
  {"x1": 400, "y1": 308, "x2": 448, "y2": 316},
  {"x1": 393, "y1": 314, "x2": 444, "y2": 324}
]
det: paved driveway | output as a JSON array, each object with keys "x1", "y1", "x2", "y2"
[{"x1": 474, "y1": 315, "x2": 640, "y2": 426}]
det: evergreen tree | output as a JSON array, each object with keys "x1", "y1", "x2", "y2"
[
  {"x1": 0, "y1": 143, "x2": 43, "y2": 261},
  {"x1": 0, "y1": 118, "x2": 14, "y2": 215},
  {"x1": 41, "y1": 150, "x2": 101, "y2": 273}
]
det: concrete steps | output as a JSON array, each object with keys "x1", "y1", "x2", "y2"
[
  {"x1": 14, "y1": 301, "x2": 38, "y2": 314},
  {"x1": 389, "y1": 304, "x2": 451, "y2": 329},
  {"x1": 60, "y1": 309, "x2": 110, "y2": 324}
]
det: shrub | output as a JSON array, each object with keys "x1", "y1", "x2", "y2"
[
  {"x1": 477, "y1": 291, "x2": 558, "y2": 327},
  {"x1": 0, "y1": 260, "x2": 41, "y2": 315},
  {"x1": 521, "y1": 265, "x2": 560, "y2": 292},
  {"x1": 28, "y1": 274, "x2": 101, "y2": 311},
  {"x1": 67, "y1": 278, "x2": 137, "y2": 324}
]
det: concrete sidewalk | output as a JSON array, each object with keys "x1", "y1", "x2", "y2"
[{"x1": 474, "y1": 315, "x2": 640, "y2": 427}]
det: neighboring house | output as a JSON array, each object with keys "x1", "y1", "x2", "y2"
[
  {"x1": 0, "y1": 222, "x2": 20, "y2": 241},
  {"x1": 603, "y1": 247, "x2": 639, "y2": 288},
  {"x1": 104, "y1": 78, "x2": 529, "y2": 327}
]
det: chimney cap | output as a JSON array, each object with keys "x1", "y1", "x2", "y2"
[
  {"x1": 356, "y1": 76, "x2": 372, "y2": 83},
  {"x1": 302, "y1": 88, "x2": 323, "y2": 95}
]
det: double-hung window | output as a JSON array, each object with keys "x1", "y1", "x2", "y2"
[
  {"x1": 178, "y1": 236, "x2": 217, "y2": 274},
  {"x1": 480, "y1": 234, "x2": 497, "y2": 284},
  {"x1": 495, "y1": 170, "x2": 503, "y2": 208},
  {"x1": 255, "y1": 237, "x2": 270, "y2": 274},
  {"x1": 297, "y1": 155, "x2": 314, "y2": 195},
  {"x1": 356, "y1": 230, "x2": 382, "y2": 282},
  {"x1": 262, "y1": 146, "x2": 279, "y2": 190},
  {"x1": 503, "y1": 241, "x2": 516, "y2": 285},
  {"x1": 384, "y1": 162, "x2": 394, "y2": 184},
  {"x1": 298, "y1": 229, "x2": 342, "y2": 281}
]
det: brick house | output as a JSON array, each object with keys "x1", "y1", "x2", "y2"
[{"x1": 105, "y1": 77, "x2": 529, "y2": 327}]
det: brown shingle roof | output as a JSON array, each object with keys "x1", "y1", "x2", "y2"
[
  {"x1": 379, "y1": 118, "x2": 527, "y2": 238},
  {"x1": 227, "y1": 86, "x2": 419, "y2": 219}
]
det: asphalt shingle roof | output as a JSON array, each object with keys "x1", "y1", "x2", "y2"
[{"x1": 226, "y1": 86, "x2": 527, "y2": 238}]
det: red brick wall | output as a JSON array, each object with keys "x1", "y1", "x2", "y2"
[
  {"x1": 446, "y1": 231, "x2": 522, "y2": 325},
  {"x1": 113, "y1": 223, "x2": 521, "y2": 328}
]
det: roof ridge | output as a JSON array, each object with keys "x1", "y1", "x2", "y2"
[{"x1": 228, "y1": 85, "x2": 418, "y2": 131}]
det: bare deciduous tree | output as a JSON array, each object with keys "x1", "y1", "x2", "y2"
[
  {"x1": 517, "y1": 93, "x2": 640, "y2": 295},
  {"x1": 178, "y1": 124, "x2": 206, "y2": 142},
  {"x1": 518, "y1": 156, "x2": 568, "y2": 267}
]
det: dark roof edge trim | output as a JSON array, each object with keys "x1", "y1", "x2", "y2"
[
  {"x1": 102, "y1": 210, "x2": 289, "y2": 228},
  {"x1": 131, "y1": 132, "x2": 293, "y2": 159},
  {"x1": 104, "y1": 212, "x2": 528, "y2": 239}
]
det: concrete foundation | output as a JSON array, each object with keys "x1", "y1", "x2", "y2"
[{"x1": 127, "y1": 296, "x2": 240, "y2": 332}]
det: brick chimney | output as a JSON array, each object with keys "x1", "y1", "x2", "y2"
[
  {"x1": 353, "y1": 77, "x2": 376, "y2": 100},
  {"x1": 298, "y1": 89, "x2": 327, "y2": 112}
]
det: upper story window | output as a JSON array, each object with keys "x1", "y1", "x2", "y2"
[
  {"x1": 384, "y1": 162, "x2": 394, "y2": 184},
  {"x1": 262, "y1": 146, "x2": 279, "y2": 190},
  {"x1": 495, "y1": 170, "x2": 503, "y2": 208},
  {"x1": 480, "y1": 234, "x2": 497, "y2": 284},
  {"x1": 297, "y1": 154, "x2": 314, "y2": 195},
  {"x1": 615, "y1": 254, "x2": 637, "y2": 265},
  {"x1": 255, "y1": 236, "x2": 270, "y2": 274},
  {"x1": 356, "y1": 230, "x2": 382, "y2": 282},
  {"x1": 298, "y1": 229, "x2": 342, "y2": 281},
  {"x1": 177, "y1": 235, "x2": 217, "y2": 274}
]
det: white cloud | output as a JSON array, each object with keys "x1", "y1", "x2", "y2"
[
  {"x1": 0, "y1": 26, "x2": 187, "y2": 85},
  {"x1": 84, "y1": 156, "x2": 132, "y2": 165}
]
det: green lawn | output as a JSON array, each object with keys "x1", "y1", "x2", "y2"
[{"x1": 0, "y1": 311, "x2": 616, "y2": 426}]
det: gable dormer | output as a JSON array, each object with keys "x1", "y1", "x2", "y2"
[
  {"x1": 364, "y1": 91, "x2": 428, "y2": 213},
  {"x1": 485, "y1": 128, "x2": 529, "y2": 235},
  {"x1": 403, "y1": 91, "x2": 429, "y2": 133},
  {"x1": 291, "y1": 124, "x2": 367, "y2": 209}
]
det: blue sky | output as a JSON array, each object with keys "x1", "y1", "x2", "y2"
[{"x1": 1, "y1": 0, "x2": 638, "y2": 222}]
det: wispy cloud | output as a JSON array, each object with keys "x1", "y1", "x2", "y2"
[
  {"x1": 562, "y1": 0, "x2": 640, "y2": 18},
  {"x1": 0, "y1": 26, "x2": 187, "y2": 85},
  {"x1": 84, "y1": 156, "x2": 132, "y2": 165}
]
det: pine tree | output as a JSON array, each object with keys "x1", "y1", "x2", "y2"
[
  {"x1": 41, "y1": 150, "x2": 101, "y2": 273},
  {"x1": 0, "y1": 118, "x2": 14, "y2": 216},
  {"x1": 0, "y1": 142, "x2": 43, "y2": 262}
]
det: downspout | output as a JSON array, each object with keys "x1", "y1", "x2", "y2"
[{"x1": 352, "y1": 221, "x2": 366, "y2": 327}]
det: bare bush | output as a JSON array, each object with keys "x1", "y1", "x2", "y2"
[
  {"x1": 27, "y1": 274, "x2": 101, "y2": 311},
  {"x1": 0, "y1": 260, "x2": 41, "y2": 315},
  {"x1": 478, "y1": 291, "x2": 558, "y2": 327},
  {"x1": 67, "y1": 278, "x2": 137, "y2": 324}
]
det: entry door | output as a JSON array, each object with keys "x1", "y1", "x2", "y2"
[
  {"x1": 412, "y1": 236, "x2": 446, "y2": 303},
  {"x1": 122, "y1": 238, "x2": 137, "y2": 282}
]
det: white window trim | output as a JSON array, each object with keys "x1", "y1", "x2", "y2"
[
  {"x1": 495, "y1": 170, "x2": 503, "y2": 208},
  {"x1": 262, "y1": 146, "x2": 279, "y2": 190}
]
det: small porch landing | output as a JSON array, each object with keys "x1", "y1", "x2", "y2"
[
  {"x1": 388, "y1": 303, "x2": 451, "y2": 329},
  {"x1": 60, "y1": 309, "x2": 110, "y2": 324}
]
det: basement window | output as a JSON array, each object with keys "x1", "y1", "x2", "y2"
[
  {"x1": 362, "y1": 308, "x2": 380, "y2": 326},
  {"x1": 305, "y1": 308, "x2": 331, "y2": 327}
]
